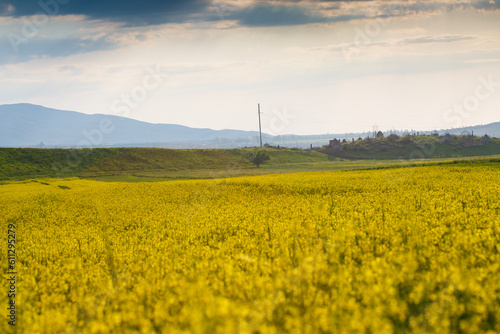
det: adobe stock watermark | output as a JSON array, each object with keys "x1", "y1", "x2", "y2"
[
  {"x1": 443, "y1": 75, "x2": 500, "y2": 128},
  {"x1": 7, "y1": 0, "x2": 71, "y2": 54},
  {"x1": 80, "y1": 64, "x2": 165, "y2": 147},
  {"x1": 110, "y1": 65, "x2": 164, "y2": 119},
  {"x1": 385, "y1": 73, "x2": 499, "y2": 188},
  {"x1": 384, "y1": 138, "x2": 437, "y2": 189},
  {"x1": 51, "y1": 65, "x2": 165, "y2": 177},
  {"x1": 261, "y1": 107, "x2": 297, "y2": 136},
  {"x1": 214, "y1": 2, "x2": 229, "y2": 20},
  {"x1": 342, "y1": 3, "x2": 402, "y2": 62}
]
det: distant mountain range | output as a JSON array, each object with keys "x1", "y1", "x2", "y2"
[
  {"x1": 439, "y1": 122, "x2": 500, "y2": 138},
  {"x1": 1, "y1": 103, "x2": 499, "y2": 148},
  {"x1": 0, "y1": 104, "x2": 261, "y2": 148}
]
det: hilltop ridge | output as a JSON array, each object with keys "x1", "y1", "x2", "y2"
[
  {"x1": 1, "y1": 103, "x2": 500, "y2": 149},
  {"x1": 319, "y1": 133, "x2": 500, "y2": 160}
]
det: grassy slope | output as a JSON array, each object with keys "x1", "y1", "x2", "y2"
[
  {"x1": 228, "y1": 147, "x2": 336, "y2": 164},
  {"x1": 0, "y1": 146, "x2": 372, "y2": 181},
  {"x1": 2, "y1": 147, "x2": 337, "y2": 181},
  {"x1": 83, "y1": 148, "x2": 250, "y2": 174},
  {"x1": 0, "y1": 148, "x2": 121, "y2": 180},
  {"x1": 1, "y1": 144, "x2": 500, "y2": 182},
  {"x1": 0, "y1": 148, "x2": 251, "y2": 181},
  {"x1": 0, "y1": 146, "x2": 346, "y2": 181}
]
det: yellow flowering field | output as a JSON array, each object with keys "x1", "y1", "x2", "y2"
[{"x1": 1, "y1": 164, "x2": 499, "y2": 333}]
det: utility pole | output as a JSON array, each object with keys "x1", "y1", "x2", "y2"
[{"x1": 258, "y1": 103, "x2": 263, "y2": 147}]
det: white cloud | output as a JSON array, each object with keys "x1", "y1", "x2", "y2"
[{"x1": 0, "y1": 2, "x2": 499, "y2": 134}]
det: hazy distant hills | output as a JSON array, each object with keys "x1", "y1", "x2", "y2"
[
  {"x1": 0, "y1": 103, "x2": 499, "y2": 148},
  {"x1": 442, "y1": 122, "x2": 500, "y2": 137},
  {"x1": 0, "y1": 104, "x2": 260, "y2": 148}
]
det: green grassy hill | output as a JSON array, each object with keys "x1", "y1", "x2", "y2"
[
  {"x1": 0, "y1": 148, "x2": 252, "y2": 181},
  {"x1": 0, "y1": 147, "x2": 339, "y2": 181},
  {"x1": 319, "y1": 135, "x2": 500, "y2": 160},
  {"x1": 1, "y1": 141, "x2": 499, "y2": 182},
  {"x1": 229, "y1": 146, "x2": 337, "y2": 165}
]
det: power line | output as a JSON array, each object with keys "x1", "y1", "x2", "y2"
[{"x1": 258, "y1": 103, "x2": 262, "y2": 147}]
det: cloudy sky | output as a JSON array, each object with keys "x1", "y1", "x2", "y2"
[{"x1": 1, "y1": 0, "x2": 499, "y2": 135}]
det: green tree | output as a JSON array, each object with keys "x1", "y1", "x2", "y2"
[{"x1": 250, "y1": 151, "x2": 270, "y2": 168}]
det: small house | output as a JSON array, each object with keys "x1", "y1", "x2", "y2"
[{"x1": 329, "y1": 139, "x2": 341, "y2": 150}]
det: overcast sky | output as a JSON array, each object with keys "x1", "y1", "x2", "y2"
[{"x1": 1, "y1": 0, "x2": 499, "y2": 135}]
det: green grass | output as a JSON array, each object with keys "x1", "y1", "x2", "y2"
[
  {"x1": 81, "y1": 148, "x2": 250, "y2": 176},
  {"x1": 0, "y1": 147, "x2": 251, "y2": 181},
  {"x1": 1, "y1": 145, "x2": 499, "y2": 182},
  {"x1": 0, "y1": 147, "x2": 122, "y2": 179},
  {"x1": 0, "y1": 146, "x2": 343, "y2": 181},
  {"x1": 229, "y1": 146, "x2": 337, "y2": 164}
]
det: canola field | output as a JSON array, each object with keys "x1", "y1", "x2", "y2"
[{"x1": 1, "y1": 164, "x2": 500, "y2": 333}]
